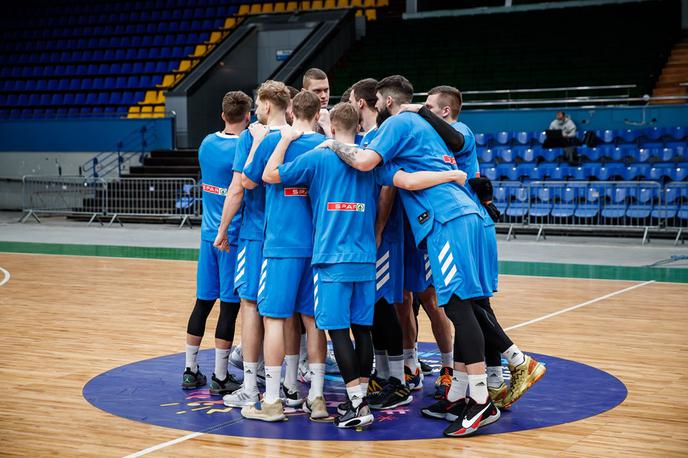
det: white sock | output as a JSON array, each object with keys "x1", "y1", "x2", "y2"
[
  {"x1": 308, "y1": 363, "x2": 325, "y2": 401},
  {"x1": 359, "y1": 382, "x2": 367, "y2": 397},
  {"x1": 214, "y1": 348, "x2": 230, "y2": 379},
  {"x1": 447, "y1": 371, "x2": 468, "y2": 402},
  {"x1": 413, "y1": 343, "x2": 419, "y2": 365},
  {"x1": 441, "y1": 352, "x2": 453, "y2": 368},
  {"x1": 284, "y1": 354, "x2": 299, "y2": 390},
  {"x1": 374, "y1": 350, "x2": 389, "y2": 379},
  {"x1": 503, "y1": 344, "x2": 525, "y2": 367},
  {"x1": 403, "y1": 348, "x2": 418, "y2": 371},
  {"x1": 264, "y1": 365, "x2": 282, "y2": 404},
  {"x1": 468, "y1": 374, "x2": 489, "y2": 404},
  {"x1": 487, "y1": 366, "x2": 504, "y2": 388},
  {"x1": 185, "y1": 344, "x2": 200, "y2": 372},
  {"x1": 243, "y1": 362, "x2": 259, "y2": 394},
  {"x1": 388, "y1": 355, "x2": 405, "y2": 384},
  {"x1": 299, "y1": 334, "x2": 307, "y2": 362},
  {"x1": 347, "y1": 385, "x2": 363, "y2": 408}
]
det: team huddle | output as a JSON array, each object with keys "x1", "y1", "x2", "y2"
[{"x1": 181, "y1": 68, "x2": 546, "y2": 437}]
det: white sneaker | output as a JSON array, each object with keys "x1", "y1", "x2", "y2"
[
  {"x1": 223, "y1": 386, "x2": 259, "y2": 407},
  {"x1": 297, "y1": 358, "x2": 311, "y2": 383},
  {"x1": 281, "y1": 384, "x2": 304, "y2": 407},
  {"x1": 229, "y1": 345, "x2": 243, "y2": 370}
]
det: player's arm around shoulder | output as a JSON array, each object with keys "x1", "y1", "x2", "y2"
[
  {"x1": 393, "y1": 169, "x2": 467, "y2": 191},
  {"x1": 318, "y1": 139, "x2": 382, "y2": 172},
  {"x1": 263, "y1": 126, "x2": 303, "y2": 184}
]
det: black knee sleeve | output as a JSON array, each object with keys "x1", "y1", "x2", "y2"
[
  {"x1": 186, "y1": 298, "x2": 215, "y2": 337},
  {"x1": 328, "y1": 329, "x2": 359, "y2": 384},
  {"x1": 215, "y1": 301, "x2": 240, "y2": 341},
  {"x1": 471, "y1": 298, "x2": 513, "y2": 354},
  {"x1": 352, "y1": 324, "x2": 374, "y2": 379},
  {"x1": 372, "y1": 299, "x2": 404, "y2": 356},
  {"x1": 444, "y1": 295, "x2": 485, "y2": 365}
]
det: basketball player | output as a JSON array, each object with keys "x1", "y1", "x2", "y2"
[
  {"x1": 262, "y1": 103, "x2": 377, "y2": 429},
  {"x1": 321, "y1": 75, "x2": 500, "y2": 437},
  {"x1": 240, "y1": 91, "x2": 329, "y2": 422},
  {"x1": 348, "y1": 77, "x2": 412, "y2": 409},
  {"x1": 302, "y1": 68, "x2": 332, "y2": 136},
  {"x1": 418, "y1": 85, "x2": 546, "y2": 409},
  {"x1": 182, "y1": 91, "x2": 251, "y2": 396},
  {"x1": 215, "y1": 81, "x2": 291, "y2": 408}
]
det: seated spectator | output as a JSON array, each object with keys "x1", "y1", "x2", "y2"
[
  {"x1": 549, "y1": 111, "x2": 577, "y2": 138},
  {"x1": 545, "y1": 111, "x2": 580, "y2": 165}
]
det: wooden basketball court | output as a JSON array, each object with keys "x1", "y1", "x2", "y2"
[{"x1": 1, "y1": 251, "x2": 687, "y2": 456}]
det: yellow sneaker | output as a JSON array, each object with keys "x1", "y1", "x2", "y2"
[
  {"x1": 504, "y1": 355, "x2": 546, "y2": 408},
  {"x1": 489, "y1": 382, "x2": 508, "y2": 408},
  {"x1": 240, "y1": 399, "x2": 286, "y2": 422}
]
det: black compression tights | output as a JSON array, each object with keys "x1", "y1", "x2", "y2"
[
  {"x1": 372, "y1": 299, "x2": 403, "y2": 356},
  {"x1": 186, "y1": 299, "x2": 240, "y2": 342},
  {"x1": 328, "y1": 325, "x2": 373, "y2": 384},
  {"x1": 443, "y1": 295, "x2": 485, "y2": 365},
  {"x1": 471, "y1": 297, "x2": 513, "y2": 366}
]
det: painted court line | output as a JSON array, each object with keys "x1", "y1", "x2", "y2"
[
  {"x1": 0, "y1": 267, "x2": 10, "y2": 286},
  {"x1": 123, "y1": 279, "x2": 655, "y2": 457},
  {"x1": 505, "y1": 280, "x2": 655, "y2": 331}
]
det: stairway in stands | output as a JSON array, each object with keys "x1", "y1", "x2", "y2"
[{"x1": 653, "y1": 34, "x2": 688, "y2": 104}]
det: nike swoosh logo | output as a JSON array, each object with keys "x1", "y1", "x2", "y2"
[{"x1": 461, "y1": 404, "x2": 491, "y2": 429}]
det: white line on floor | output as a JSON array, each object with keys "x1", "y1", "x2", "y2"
[
  {"x1": 505, "y1": 280, "x2": 655, "y2": 331},
  {"x1": 123, "y1": 279, "x2": 655, "y2": 457},
  {"x1": 0, "y1": 267, "x2": 10, "y2": 286}
]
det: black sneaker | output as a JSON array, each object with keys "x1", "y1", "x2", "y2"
[
  {"x1": 334, "y1": 399, "x2": 374, "y2": 429},
  {"x1": 281, "y1": 384, "x2": 304, "y2": 407},
  {"x1": 421, "y1": 397, "x2": 466, "y2": 420},
  {"x1": 336, "y1": 399, "x2": 351, "y2": 416},
  {"x1": 209, "y1": 372, "x2": 241, "y2": 396},
  {"x1": 419, "y1": 359, "x2": 433, "y2": 375},
  {"x1": 443, "y1": 398, "x2": 500, "y2": 437},
  {"x1": 182, "y1": 366, "x2": 207, "y2": 390},
  {"x1": 367, "y1": 372, "x2": 388, "y2": 396},
  {"x1": 368, "y1": 377, "x2": 413, "y2": 410}
]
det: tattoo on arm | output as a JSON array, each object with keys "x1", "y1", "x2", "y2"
[{"x1": 330, "y1": 141, "x2": 364, "y2": 167}]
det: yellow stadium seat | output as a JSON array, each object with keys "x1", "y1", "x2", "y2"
[
  {"x1": 190, "y1": 45, "x2": 207, "y2": 57},
  {"x1": 300, "y1": 1, "x2": 311, "y2": 10},
  {"x1": 140, "y1": 106, "x2": 153, "y2": 118},
  {"x1": 157, "y1": 74, "x2": 175, "y2": 89},
  {"x1": 350, "y1": 0, "x2": 362, "y2": 6},
  {"x1": 286, "y1": 1, "x2": 298, "y2": 10},
  {"x1": 363, "y1": 0, "x2": 374, "y2": 6},
  {"x1": 238, "y1": 4, "x2": 250, "y2": 15},
  {"x1": 377, "y1": 0, "x2": 388, "y2": 5},
  {"x1": 153, "y1": 105, "x2": 165, "y2": 118},
  {"x1": 127, "y1": 106, "x2": 141, "y2": 119},
  {"x1": 275, "y1": 2, "x2": 286, "y2": 11},
  {"x1": 365, "y1": 8, "x2": 376, "y2": 20},
  {"x1": 138, "y1": 90, "x2": 157, "y2": 105},
  {"x1": 312, "y1": 0, "x2": 323, "y2": 9},
  {"x1": 250, "y1": 4, "x2": 261, "y2": 13},
  {"x1": 176, "y1": 60, "x2": 191, "y2": 72},
  {"x1": 356, "y1": 9, "x2": 362, "y2": 15},
  {"x1": 324, "y1": 0, "x2": 336, "y2": 8},
  {"x1": 223, "y1": 17, "x2": 237, "y2": 29},
  {"x1": 155, "y1": 91, "x2": 165, "y2": 104},
  {"x1": 337, "y1": 0, "x2": 349, "y2": 7},
  {"x1": 207, "y1": 31, "x2": 222, "y2": 44},
  {"x1": 263, "y1": 3, "x2": 274, "y2": 12}
]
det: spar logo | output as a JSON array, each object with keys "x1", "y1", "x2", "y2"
[
  {"x1": 202, "y1": 184, "x2": 228, "y2": 196},
  {"x1": 443, "y1": 155, "x2": 457, "y2": 165},
  {"x1": 284, "y1": 188, "x2": 308, "y2": 197},
  {"x1": 327, "y1": 202, "x2": 366, "y2": 212}
]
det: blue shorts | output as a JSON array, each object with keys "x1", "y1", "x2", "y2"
[
  {"x1": 426, "y1": 213, "x2": 494, "y2": 306},
  {"x1": 313, "y1": 268, "x2": 375, "y2": 330},
  {"x1": 234, "y1": 239, "x2": 263, "y2": 301},
  {"x1": 258, "y1": 257, "x2": 315, "y2": 318},
  {"x1": 404, "y1": 236, "x2": 433, "y2": 293},
  {"x1": 375, "y1": 240, "x2": 404, "y2": 304},
  {"x1": 196, "y1": 240, "x2": 239, "y2": 303},
  {"x1": 484, "y1": 223, "x2": 499, "y2": 293}
]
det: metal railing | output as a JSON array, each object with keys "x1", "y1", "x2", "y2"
[
  {"x1": 21, "y1": 176, "x2": 107, "y2": 225},
  {"x1": 21, "y1": 176, "x2": 199, "y2": 228},
  {"x1": 493, "y1": 180, "x2": 684, "y2": 244}
]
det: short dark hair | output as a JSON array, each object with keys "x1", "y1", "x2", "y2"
[
  {"x1": 428, "y1": 85, "x2": 463, "y2": 118},
  {"x1": 376, "y1": 75, "x2": 413, "y2": 105},
  {"x1": 222, "y1": 91, "x2": 252, "y2": 123},
  {"x1": 287, "y1": 85, "x2": 299, "y2": 99},
  {"x1": 302, "y1": 68, "x2": 328, "y2": 89},
  {"x1": 291, "y1": 91, "x2": 320, "y2": 121},
  {"x1": 341, "y1": 86, "x2": 353, "y2": 103},
  {"x1": 329, "y1": 102, "x2": 359, "y2": 134},
  {"x1": 351, "y1": 78, "x2": 378, "y2": 108}
]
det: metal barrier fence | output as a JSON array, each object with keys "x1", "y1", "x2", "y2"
[
  {"x1": 21, "y1": 176, "x2": 199, "y2": 228},
  {"x1": 493, "y1": 180, "x2": 685, "y2": 244},
  {"x1": 21, "y1": 176, "x2": 107, "y2": 225}
]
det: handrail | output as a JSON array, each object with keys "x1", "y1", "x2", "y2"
[
  {"x1": 461, "y1": 94, "x2": 688, "y2": 107},
  {"x1": 417, "y1": 84, "x2": 637, "y2": 97}
]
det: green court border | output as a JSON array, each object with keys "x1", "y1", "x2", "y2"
[{"x1": 0, "y1": 241, "x2": 686, "y2": 283}]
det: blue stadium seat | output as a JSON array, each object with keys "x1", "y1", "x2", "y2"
[
  {"x1": 481, "y1": 165, "x2": 497, "y2": 182},
  {"x1": 671, "y1": 166, "x2": 688, "y2": 182},
  {"x1": 549, "y1": 164, "x2": 571, "y2": 181},
  {"x1": 474, "y1": 133, "x2": 490, "y2": 146},
  {"x1": 622, "y1": 164, "x2": 650, "y2": 180},
  {"x1": 495, "y1": 147, "x2": 515, "y2": 163},
  {"x1": 648, "y1": 165, "x2": 672, "y2": 181},
  {"x1": 596, "y1": 129, "x2": 615, "y2": 143},
  {"x1": 497, "y1": 163, "x2": 519, "y2": 181},
  {"x1": 514, "y1": 131, "x2": 533, "y2": 145},
  {"x1": 619, "y1": 129, "x2": 641, "y2": 143},
  {"x1": 478, "y1": 148, "x2": 494, "y2": 163},
  {"x1": 571, "y1": 166, "x2": 589, "y2": 181},
  {"x1": 578, "y1": 146, "x2": 601, "y2": 162},
  {"x1": 516, "y1": 163, "x2": 535, "y2": 180},
  {"x1": 642, "y1": 126, "x2": 664, "y2": 141},
  {"x1": 495, "y1": 131, "x2": 511, "y2": 145},
  {"x1": 626, "y1": 204, "x2": 652, "y2": 219},
  {"x1": 540, "y1": 147, "x2": 562, "y2": 162},
  {"x1": 667, "y1": 126, "x2": 686, "y2": 141}
]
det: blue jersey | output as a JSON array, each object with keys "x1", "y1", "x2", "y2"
[
  {"x1": 243, "y1": 131, "x2": 327, "y2": 258},
  {"x1": 233, "y1": 126, "x2": 283, "y2": 241},
  {"x1": 278, "y1": 146, "x2": 377, "y2": 266},
  {"x1": 368, "y1": 112, "x2": 482, "y2": 246},
  {"x1": 199, "y1": 132, "x2": 243, "y2": 244}
]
